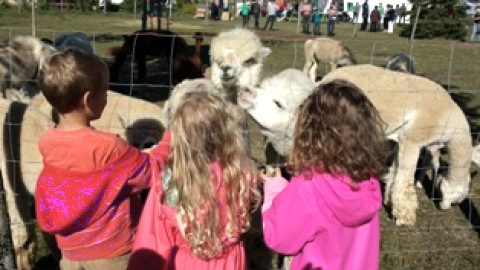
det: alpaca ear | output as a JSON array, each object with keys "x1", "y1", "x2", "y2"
[
  {"x1": 117, "y1": 112, "x2": 128, "y2": 129},
  {"x1": 260, "y1": 47, "x2": 271, "y2": 58}
]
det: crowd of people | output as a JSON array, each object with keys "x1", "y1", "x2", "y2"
[
  {"x1": 358, "y1": 0, "x2": 408, "y2": 33},
  {"x1": 207, "y1": 0, "x2": 410, "y2": 35},
  {"x1": 35, "y1": 43, "x2": 387, "y2": 269}
]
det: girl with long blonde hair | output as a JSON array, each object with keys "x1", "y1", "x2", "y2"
[{"x1": 128, "y1": 91, "x2": 260, "y2": 270}]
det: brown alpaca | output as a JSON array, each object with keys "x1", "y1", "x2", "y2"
[
  {"x1": 105, "y1": 46, "x2": 122, "y2": 57},
  {"x1": 172, "y1": 32, "x2": 207, "y2": 84}
]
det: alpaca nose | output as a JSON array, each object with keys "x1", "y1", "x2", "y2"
[{"x1": 221, "y1": 66, "x2": 231, "y2": 73}]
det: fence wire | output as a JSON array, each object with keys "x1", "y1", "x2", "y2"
[{"x1": 0, "y1": 26, "x2": 479, "y2": 269}]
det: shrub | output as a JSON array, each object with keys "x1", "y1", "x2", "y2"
[
  {"x1": 180, "y1": 2, "x2": 196, "y2": 16},
  {"x1": 399, "y1": 0, "x2": 469, "y2": 40}
]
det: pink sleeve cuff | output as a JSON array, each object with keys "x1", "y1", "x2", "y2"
[{"x1": 262, "y1": 176, "x2": 289, "y2": 212}]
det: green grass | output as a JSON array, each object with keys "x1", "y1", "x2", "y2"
[{"x1": 1, "y1": 8, "x2": 480, "y2": 269}]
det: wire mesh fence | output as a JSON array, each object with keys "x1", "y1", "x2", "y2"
[{"x1": 0, "y1": 25, "x2": 479, "y2": 269}]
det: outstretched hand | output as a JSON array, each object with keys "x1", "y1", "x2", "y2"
[{"x1": 259, "y1": 166, "x2": 282, "y2": 183}]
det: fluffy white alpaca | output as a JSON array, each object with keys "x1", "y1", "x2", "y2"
[
  {"x1": 238, "y1": 66, "x2": 475, "y2": 226},
  {"x1": 303, "y1": 37, "x2": 356, "y2": 82},
  {"x1": 1, "y1": 91, "x2": 164, "y2": 269},
  {"x1": 209, "y1": 28, "x2": 271, "y2": 102}
]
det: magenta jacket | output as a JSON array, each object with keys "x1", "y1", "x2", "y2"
[{"x1": 262, "y1": 172, "x2": 382, "y2": 270}]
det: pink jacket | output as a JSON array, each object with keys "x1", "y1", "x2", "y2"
[
  {"x1": 127, "y1": 163, "x2": 246, "y2": 270},
  {"x1": 262, "y1": 173, "x2": 381, "y2": 270}
]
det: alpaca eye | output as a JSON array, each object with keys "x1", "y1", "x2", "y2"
[
  {"x1": 273, "y1": 100, "x2": 284, "y2": 109},
  {"x1": 244, "y1": 58, "x2": 257, "y2": 66}
]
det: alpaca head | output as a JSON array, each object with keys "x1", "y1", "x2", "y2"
[
  {"x1": 161, "y1": 78, "x2": 217, "y2": 127},
  {"x1": 119, "y1": 116, "x2": 164, "y2": 149},
  {"x1": 238, "y1": 69, "x2": 316, "y2": 156},
  {"x1": 385, "y1": 53, "x2": 415, "y2": 74},
  {"x1": 3, "y1": 36, "x2": 56, "y2": 88},
  {"x1": 9, "y1": 36, "x2": 56, "y2": 69},
  {"x1": 210, "y1": 28, "x2": 271, "y2": 101}
]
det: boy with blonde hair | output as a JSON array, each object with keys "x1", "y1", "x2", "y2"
[{"x1": 35, "y1": 49, "x2": 170, "y2": 270}]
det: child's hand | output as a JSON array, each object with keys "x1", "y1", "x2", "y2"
[{"x1": 259, "y1": 166, "x2": 282, "y2": 183}]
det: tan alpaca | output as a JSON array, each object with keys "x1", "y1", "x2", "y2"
[
  {"x1": 320, "y1": 65, "x2": 473, "y2": 226},
  {"x1": 238, "y1": 66, "x2": 474, "y2": 226},
  {"x1": 29, "y1": 91, "x2": 164, "y2": 148},
  {"x1": 303, "y1": 37, "x2": 356, "y2": 82},
  {"x1": 0, "y1": 98, "x2": 52, "y2": 270}
]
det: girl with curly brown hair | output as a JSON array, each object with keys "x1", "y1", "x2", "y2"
[{"x1": 260, "y1": 79, "x2": 389, "y2": 270}]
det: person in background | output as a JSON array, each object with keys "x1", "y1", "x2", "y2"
[
  {"x1": 250, "y1": 0, "x2": 261, "y2": 29},
  {"x1": 369, "y1": 5, "x2": 380, "y2": 32},
  {"x1": 313, "y1": 8, "x2": 323, "y2": 36},
  {"x1": 261, "y1": 80, "x2": 387, "y2": 270},
  {"x1": 361, "y1": 0, "x2": 369, "y2": 31},
  {"x1": 377, "y1": 3, "x2": 385, "y2": 29},
  {"x1": 327, "y1": 4, "x2": 338, "y2": 36},
  {"x1": 301, "y1": 0, "x2": 312, "y2": 34},
  {"x1": 384, "y1": 4, "x2": 396, "y2": 33},
  {"x1": 241, "y1": 0, "x2": 250, "y2": 28},
  {"x1": 470, "y1": 6, "x2": 480, "y2": 43},
  {"x1": 127, "y1": 91, "x2": 260, "y2": 270},
  {"x1": 263, "y1": 0, "x2": 279, "y2": 30},
  {"x1": 352, "y1": 2, "x2": 360, "y2": 23},
  {"x1": 35, "y1": 49, "x2": 171, "y2": 270}
]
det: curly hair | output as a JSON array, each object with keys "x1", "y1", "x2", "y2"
[
  {"x1": 288, "y1": 79, "x2": 388, "y2": 182},
  {"x1": 164, "y1": 91, "x2": 260, "y2": 259}
]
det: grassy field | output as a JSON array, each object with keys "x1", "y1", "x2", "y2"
[{"x1": 1, "y1": 7, "x2": 480, "y2": 269}]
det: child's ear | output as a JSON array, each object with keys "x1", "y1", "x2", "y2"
[{"x1": 81, "y1": 91, "x2": 92, "y2": 108}]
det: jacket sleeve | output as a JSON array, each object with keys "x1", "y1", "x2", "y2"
[
  {"x1": 262, "y1": 178, "x2": 321, "y2": 255},
  {"x1": 262, "y1": 176, "x2": 289, "y2": 212},
  {"x1": 126, "y1": 130, "x2": 171, "y2": 191}
]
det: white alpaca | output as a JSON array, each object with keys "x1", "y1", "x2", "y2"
[
  {"x1": 238, "y1": 66, "x2": 475, "y2": 226},
  {"x1": 2, "y1": 91, "x2": 164, "y2": 269},
  {"x1": 209, "y1": 28, "x2": 271, "y2": 103},
  {"x1": 162, "y1": 28, "x2": 271, "y2": 149},
  {"x1": 303, "y1": 37, "x2": 356, "y2": 82}
]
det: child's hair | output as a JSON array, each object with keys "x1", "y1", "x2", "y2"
[
  {"x1": 164, "y1": 91, "x2": 259, "y2": 259},
  {"x1": 38, "y1": 48, "x2": 109, "y2": 114},
  {"x1": 288, "y1": 79, "x2": 388, "y2": 182}
]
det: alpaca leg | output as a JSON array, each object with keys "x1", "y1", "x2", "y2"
[
  {"x1": 307, "y1": 61, "x2": 318, "y2": 82},
  {"x1": 439, "y1": 134, "x2": 472, "y2": 209},
  {"x1": 383, "y1": 139, "x2": 398, "y2": 205},
  {"x1": 391, "y1": 140, "x2": 420, "y2": 226},
  {"x1": 6, "y1": 193, "x2": 35, "y2": 270},
  {"x1": 471, "y1": 144, "x2": 480, "y2": 167},
  {"x1": 383, "y1": 163, "x2": 396, "y2": 205},
  {"x1": 427, "y1": 144, "x2": 442, "y2": 188}
]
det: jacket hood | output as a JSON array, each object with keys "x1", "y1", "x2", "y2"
[{"x1": 312, "y1": 173, "x2": 382, "y2": 227}]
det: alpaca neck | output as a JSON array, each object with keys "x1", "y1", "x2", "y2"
[{"x1": 194, "y1": 40, "x2": 202, "y2": 57}]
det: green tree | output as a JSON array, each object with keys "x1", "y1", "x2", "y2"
[{"x1": 399, "y1": 0, "x2": 469, "y2": 40}]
